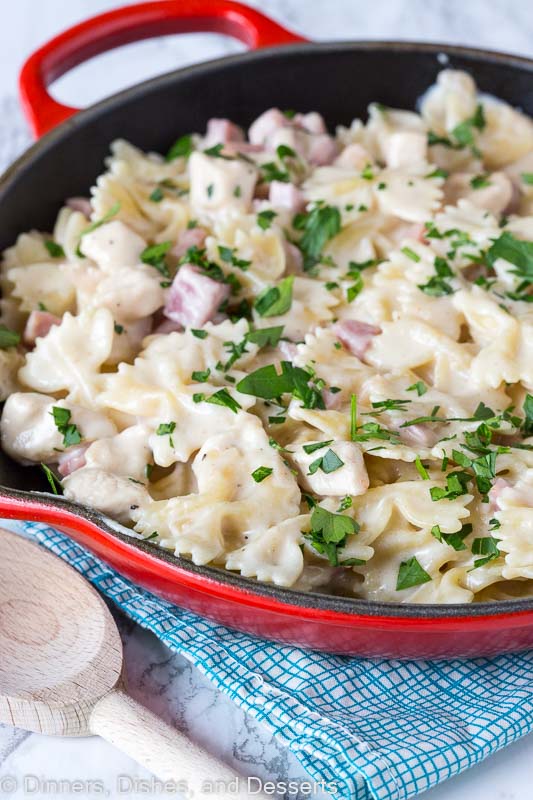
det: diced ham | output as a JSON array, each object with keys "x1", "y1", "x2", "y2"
[
  {"x1": 204, "y1": 118, "x2": 245, "y2": 148},
  {"x1": 488, "y1": 478, "x2": 510, "y2": 512},
  {"x1": 294, "y1": 111, "x2": 327, "y2": 135},
  {"x1": 323, "y1": 388, "x2": 343, "y2": 410},
  {"x1": 163, "y1": 263, "x2": 230, "y2": 327},
  {"x1": 334, "y1": 143, "x2": 372, "y2": 171},
  {"x1": 171, "y1": 226, "x2": 207, "y2": 260},
  {"x1": 57, "y1": 444, "x2": 89, "y2": 477},
  {"x1": 153, "y1": 318, "x2": 183, "y2": 335},
  {"x1": 399, "y1": 423, "x2": 438, "y2": 448},
  {"x1": 283, "y1": 241, "x2": 304, "y2": 274},
  {"x1": 269, "y1": 181, "x2": 305, "y2": 212},
  {"x1": 307, "y1": 134, "x2": 338, "y2": 166},
  {"x1": 66, "y1": 197, "x2": 92, "y2": 218},
  {"x1": 278, "y1": 340, "x2": 298, "y2": 361},
  {"x1": 23, "y1": 311, "x2": 60, "y2": 346},
  {"x1": 332, "y1": 320, "x2": 382, "y2": 361},
  {"x1": 223, "y1": 142, "x2": 263, "y2": 156},
  {"x1": 249, "y1": 108, "x2": 288, "y2": 146}
]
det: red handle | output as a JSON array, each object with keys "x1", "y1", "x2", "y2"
[{"x1": 19, "y1": 0, "x2": 307, "y2": 138}]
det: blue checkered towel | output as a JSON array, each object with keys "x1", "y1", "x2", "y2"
[{"x1": 11, "y1": 520, "x2": 533, "y2": 799}]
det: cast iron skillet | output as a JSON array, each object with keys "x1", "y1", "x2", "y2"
[{"x1": 2, "y1": 0, "x2": 533, "y2": 658}]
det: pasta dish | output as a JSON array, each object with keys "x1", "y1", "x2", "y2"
[{"x1": 1, "y1": 69, "x2": 533, "y2": 603}]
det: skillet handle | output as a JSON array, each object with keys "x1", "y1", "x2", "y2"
[{"x1": 19, "y1": 0, "x2": 308, "y2": 139}]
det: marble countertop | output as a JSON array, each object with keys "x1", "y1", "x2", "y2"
[{"x1": 1, "y1": 1, "x2": 533, "y2": 798}]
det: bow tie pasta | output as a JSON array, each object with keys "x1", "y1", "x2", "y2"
[{"x1": 3, "y1": 68, "x2": 533, "y2": 604}]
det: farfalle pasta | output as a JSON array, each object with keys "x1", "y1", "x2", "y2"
[{"x1": 2, "y1": 69, "x2": 533, "y2": 604}]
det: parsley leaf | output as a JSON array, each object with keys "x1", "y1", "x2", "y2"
[
  {"x1": 246, "y1": 326, "x2": 284, "y2": 348},
  {"x1": 470, "y1": 536, "x2": 501, "y2": 569},
  {"x1": 431, "y1": 523, "x2": 472, "y2": 551},
  {"x1": 486, "y1": 231, "x2": 533, "y2": 279},
  {"x1": 191, "y1": 328, "x2": 208, "y2": 339},
  {"x1": 255, "y1": 275, "x2": 294, "y2": 317},
  {"x1": 166, "y1": 134, "x2": 194, "y2": 161},
  {"x1": 141, "y1": 241, "x2": 173, "y2": 278},
  {"x1": 191, "y1": 369, "x2": 210, "y2": 382},
  {"x1": 396, "y1": 557, "x2": 432, "y2": 590},
  {"x1": 470, "y1": 174, "x2": 491, "y2": 189},
  {"x1": 205, "y1": 388, "x2": 241, "y2": 413},
  {"x1": 407, "y1": 381, "x2": 427, "y2": 396},
  {"x1": 308, "y1": 448, "x2": 344, "y2": 475},
  {"x1": 157, "y1": 422, "x2": 176, "y2": 436},
  {"x1": 523, "y1": 393, "x2": 533, "y2": 436},
  {"x1": 236, "y1": 361, "x2": 324, "y2": 409},
  {"x1": 0, "y1": 325, "x2": 20, "y2": 349},
  {"x1": 251, "y1": 466, "x2": 273, "y2": 483},
  {"x1": 257, "y1": 210, "x2": 277, "y2": 230},
  {"x1": 303, "y1": 440, "x2": 333, "y2": 454},
  {"x1": 41, "y1": 463, "x2": 61, "y2": 495},
  {"x1": 44, "y1": 240, "x2": 65, "y2": 258},
  {"x1": 304, "y1": 506, "x2": 359, "y2": 566},
  {"x1": 293, "y1": 205, "x2": 342, "y2": 271},
  {"x1": 51, "y1": 406, "x2": 82, "y2": 447}
]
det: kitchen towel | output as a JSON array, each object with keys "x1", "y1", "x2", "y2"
[{"x1": 12, "y1": 520, "x2": 533, "y2": 800}]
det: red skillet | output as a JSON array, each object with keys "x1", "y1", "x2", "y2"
[{"x1": 2, "y1": 0, "x2": 533, "y2": 658}]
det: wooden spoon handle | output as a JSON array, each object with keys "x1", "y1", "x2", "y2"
[{"x1": 89, "y1": 689, "x2": 267, "y2": 799}]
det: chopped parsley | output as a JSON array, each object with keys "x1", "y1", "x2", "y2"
[
  {"x1": 254, "y1": 275, "x2": 294, "y2": 317},
  {"x1": 0, "y1": 325, "x2": 20, "y2": 349},
  {"x1": 470, "y1": 174, "x2": 491, "y2": 190},
  {"x1": 431, "y1": 523, "x2": 472, "y2": 551},
  {"x1": 114, "y1": 322, "x2": 124, "y2": 335},
  {"x1": 303, "y1": 506, "x2": 359, "y2": 566},
  {"x1": 407, "y1": 381, "x2": 427, "y2": 397},
  {"x1": 303, "y1": 440, "x2": 333, "y2": 455},
  {"x1": 236, "y1": 361, "x2": 324, "y2": 409},
  {"x1": 140, "y1": 240, "x2": 173, "y2": 278},
  {"x1": 44, "y1": 240, "x2": 65, "y2": 258},
  {"x1": 41, "y1": 463, "x2": 60, "y2": 494},
  {"x1": 418, "y1": 256, "x2": 455, "y2": 296},
  {"x1": 293, "y1": 204, "x2": 342, "y2": 271},
  {"x1": 157, "y1": 421, "x2": 176, "y2": 436},
  {"x1": 425, "y1": 168, "x2": 449, "y2": 179},
  {"x1": 350, "y1": 394, "x2": 358, "y2": 441},
  {"x1": 149, "y1": 187, "x2": 164, "y2": 202},
  {"x1": 166, "y1": 134, "x2": 194, "y2": 161},
  {"x1": 191, "y1": 369, "x2": 210, "y2": 382},
  {"x1": 401, "y1": 247, "x2": 420, "y2": 263},
  {"x1": 337, "y1": 496, "x2": 352, "y2": 512},
  {"x1": 191, "y1": 328, "x2": 208, "y2": 339},
  {"x1": 257, "y1": 210, "x2": 278, "y2": 230},
  {"x1": 51, "y1": 406, "x2": 82, "y2": 447},
  {"x1": 217, "y1": 245, "x2": 250, "y2": 270},
  {"x1": 414, "y1": 455, "x2": 430, "y2": 480},
  {"x1": 521, "y1": 173, "x2": 533, "y2": 185},
  {"x1": 251, "y1": 466, "x2": 273, "y2": 483},
  {"x1": 396, "y1": 557, "x2": 432, "y2": 590},
  {"x1": 205, "y1": 388, "x2": 241, "y2": 413},
  {"x1": 470, "y1": 536, "x2": 501, "y2": 569},
  {"x1": 308, "y1": 448, "x2": 344, "y2": 475},
  {"x1": 246, "y1": 326, "x2": 284, "y2": 348}
]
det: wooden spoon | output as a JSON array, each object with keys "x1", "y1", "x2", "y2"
[{"x1": 0, "y1": 528, "x2": 266, "y2": 799}]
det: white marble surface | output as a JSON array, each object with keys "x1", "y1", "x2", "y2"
[{"x1": 1, "y1": 1, "x2": 533, "y2": 798}]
